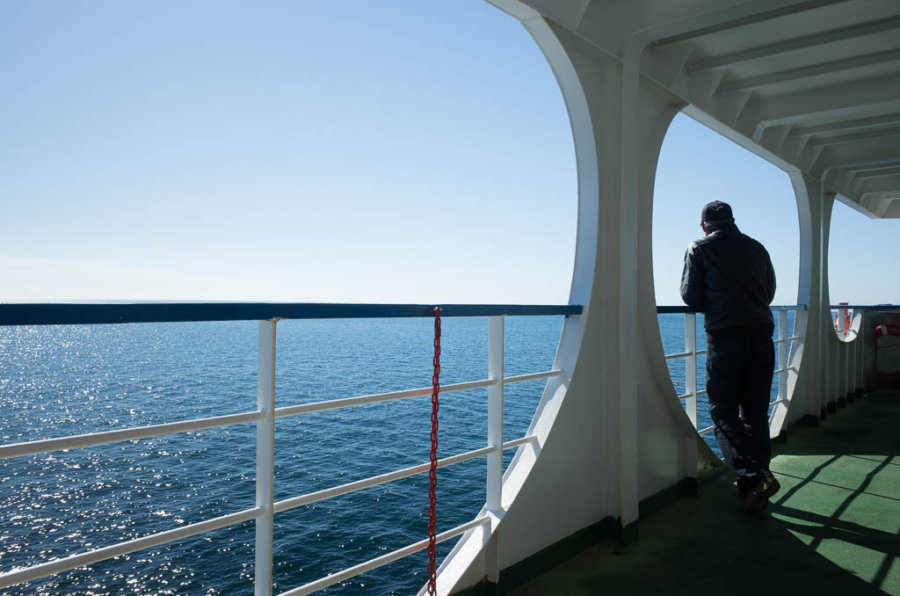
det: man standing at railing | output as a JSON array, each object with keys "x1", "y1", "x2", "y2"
[{"x1": 680, "y1": 201, "x2": 780, "y2": 514}]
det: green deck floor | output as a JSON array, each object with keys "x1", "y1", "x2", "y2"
[{"x1": 512, "y1": 391, "x2": 900, "y2": 596}]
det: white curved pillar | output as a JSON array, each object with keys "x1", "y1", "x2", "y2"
[
  {"x1": 788, "y1": 172, "x2": 837, "y2": 423},
  {"x1": 437, "y1": 7, "x2": 703, "y2": 594}
]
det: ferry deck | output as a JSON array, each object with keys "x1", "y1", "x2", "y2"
[{"x1": 2, "y1": 0, "x2": 900, "y2": 594}]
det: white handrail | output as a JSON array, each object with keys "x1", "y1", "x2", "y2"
[
  {"x1": 278, "y1": 517, "x2": 489, "y2": 596},
  {"x1": 664, "y1": 307, "x2": 802, "y2": 436},
  {"x1": 0, "y1": 410, "x2": 265, "y2": 460},
  {"x1": 273, "y1": 370, "x2": 562, "y2": 419},
  {"x1": 501, "y1": 435, "x2": 537, "y2": 450},
  {"x1": 0, "y1": 379, "x2": 562, "y2": 464},
  {"x1": 273, "y1": 446, "x2": 495, "y2": 514},
  {"x1": 0, "y1": 313, "x2": 564, "y2": 595},
  {"x1": 0, "y1": 507, "x2": 262, "y2": 589}
]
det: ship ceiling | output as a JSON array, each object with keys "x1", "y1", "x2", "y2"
[{"x1": 524, "y1": 0, "x2": 900, "y2": 218}]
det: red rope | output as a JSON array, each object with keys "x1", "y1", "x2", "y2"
[{"x1": 427, "y1": 307, "x2": 441, "y2": 596}]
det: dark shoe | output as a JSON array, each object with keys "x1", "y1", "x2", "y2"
[{"x1": 744, "y1": 475, "x2": 781, "y2": 514}]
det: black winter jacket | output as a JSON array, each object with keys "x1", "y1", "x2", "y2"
[{"x1": 680, "y1": 221, "x2": 776, "y2": 335}]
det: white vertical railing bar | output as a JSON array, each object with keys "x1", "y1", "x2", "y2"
[
  {"x1": 486, "y1": 316, "x2": 504, "y2": 512},
  {"x1": 854, "y1": 321, "x2": 861, "y2": 391},
  {"x1": 777, "y1": 311, "x2": 787, "y2": 409},
  {"x1": 485, "y1": 315, "x2": 504, "y2": 584},
  {"x1": 255, "y1": 320, "x2": 277, "y2": 596},
  {"x1": 844, "y1": 316, "x2": 851, "y2": 397},
  {"x1": 851, "y1": 325, "x2": 857, "y2": 393},
  {"x1": 684, "y1": 313, "x2": 698, "y2": 426}
]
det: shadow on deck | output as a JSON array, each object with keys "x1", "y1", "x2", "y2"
[{"x1": 510, "y1": 390, "x2": 900, "y2": 596}]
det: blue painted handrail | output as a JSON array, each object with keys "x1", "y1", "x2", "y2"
[
  {"x1": 829, "y1": 304, "x2": 899, "y2": 310},
  {"x1": 657, "y1": 305, "x2": 807, "y2": 314},
  {"x1": 0, "y1": 302, "x2": 583, "y2": 326},
  {"x1": 6, "y1": 301, "x2": 894, "y2": 327}
]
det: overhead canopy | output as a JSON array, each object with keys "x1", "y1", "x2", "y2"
[{"x1": 522, "y1": 0, "x2": 900, "y2": 218}]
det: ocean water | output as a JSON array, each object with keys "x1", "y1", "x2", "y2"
[{"x1": 0, "y1": 314, "x2": 789, "y2": 594}]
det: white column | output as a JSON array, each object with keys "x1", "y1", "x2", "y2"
[
  {"x1": 615, "y1": 37, "x2": 643, "y2": 530},
  {"x1": 255, "y1": 320, "x2": 277, "y2": 596},
  {"x1": 789, "y1": 174, "x2": 836, "y2": 422},
  {"x1": 436, "y1": 13, "x2": 686, "y2": 591},
  {"x1": 821, "y1": 192, "x2": 836, "y2": 414}
]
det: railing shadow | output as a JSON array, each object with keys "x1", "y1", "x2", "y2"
[{"x1": 766, "y1": 391, "x2": 900, "y2": 595}]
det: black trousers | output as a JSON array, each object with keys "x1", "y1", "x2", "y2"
[{"x1": 706, "y1": 331, "x2": 775, "y2": 488}]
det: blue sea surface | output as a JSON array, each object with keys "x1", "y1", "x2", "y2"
[{"x1": 0, "y1": 314, "x2": 792, "y2": 594}]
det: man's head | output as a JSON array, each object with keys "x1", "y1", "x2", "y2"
[{"x1": 700, "y1": 201, "x2": 734, "y2": 234}]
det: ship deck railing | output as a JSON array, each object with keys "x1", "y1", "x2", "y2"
[
  {"x1": 0, "y1": 301, "x2": 887, "y2": 594},
  {"x1": 0, "y1": 302, "x2": 580, "y2": 595},
  {"x1": 659, "y1": 305, "x2": 807, "y2": 436}
]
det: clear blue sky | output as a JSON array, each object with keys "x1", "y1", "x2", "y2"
[{"x1": 1, "y1": 1, "x2": 896, "y2": 306}]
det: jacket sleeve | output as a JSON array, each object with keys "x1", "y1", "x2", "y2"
[{"x1": 680, "y1": 243, "x2": 706, "y2": 311}]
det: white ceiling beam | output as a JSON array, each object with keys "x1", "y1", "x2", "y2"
[
  {"x1": 814, "y1": 139, "x2": 900, "y2": 177},
  {"x1": 717, "y1": 47, "x2": 900, "y2": 95},
  {"x1": 806, "y1": 125, "x2": 900, "y2": 147},
  {"x1": 787, "y1": 113, "x2": 900, "y2": 137},
  {"x1": 688, "y1": 16, "x2": 900, "y2": 72},
  {"x1": 856, "y1": 177, "x2": 900, "y2": 196},
  {"x1": 831, "y1": 177, "x2": 900, "y2": 218},
  {"x1": 866, "y1": 194, "x2": 898, "y2": 218},
  {"x1": 738, "y1": 74, "x2": 900, "y2": 139},
  {"x1": 848, "y1": 164, "x2": 900, "y2": 177},
  {"x1": 651, "y1": 0, "x2": 849, "y2": 48},
  {"x1": 881, "y1": 199, "x2": 900, "y2": 218},
  {"x1": 849, "y1": 168, "x2": 900, "y2": 195},
  {"x1": 824, "y1": 158, "x2": 900, "y2": 189}
]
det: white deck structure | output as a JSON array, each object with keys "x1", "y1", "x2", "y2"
[
  {"x1": 439, "y1": 1, "x2": 900, "y2": 592},
  {"x1": 2, "y1": 2, "x2": 899, "y2": 595}
]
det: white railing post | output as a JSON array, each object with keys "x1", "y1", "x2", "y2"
[
  {"x1": 843, "y1": 336, "x2": 849, "y2": 401},
  {"x1": 777, "y1": 310, "x2": 787, "y2": 405},
  {"x1": 256, "y1": 320, "x2": 277, "y2": 596},
  {"x1": 485, "y1": 316, "x2": 504, "y2": 584},
  {"x1": 844, "y1": 311, "x2": 853, "y2": 399},
  {"x1": 854, "y1": 316, "x2": 862, "y2": 394},
  {"x1": 684, "y1": 313, "x2": 697, "y2": 427},
  {"x1": 486, "y1": 316, "x2": 504, "y2": 510}
]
